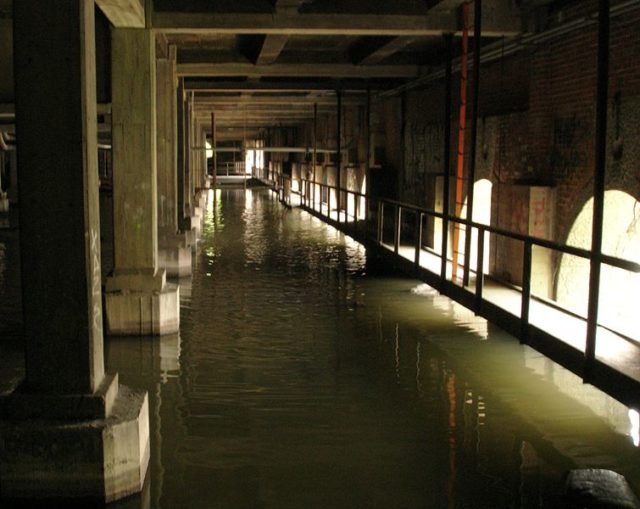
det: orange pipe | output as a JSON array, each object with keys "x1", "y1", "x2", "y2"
[{"x1": 451, "y1": 2, "x2": 470, "y2": 282}]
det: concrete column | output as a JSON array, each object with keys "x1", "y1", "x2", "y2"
[
  {"x1": 105, "y1": 28, "x2": 179, "y2": 335},
  {"x1": 2, "y1": 1, "x2": 149, "y2": 502},
  {"x1": 185, "y1": 97, "x2": 203, "y2": 235},
  {"x1": 156, "y1": 44, "x2": 178, "y2": 238},
  {"x1": 156, "y1": 44, "x2": 191, "y2": 276}
]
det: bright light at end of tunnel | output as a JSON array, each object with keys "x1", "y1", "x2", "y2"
[{"x1": 630, "y1": 409, "x2": 640, "y2": 447}]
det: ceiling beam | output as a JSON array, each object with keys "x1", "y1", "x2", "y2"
[
  {"x1": 355, "y1": 37, "x2": 418, "y2": 65},
  {"x1": 193, "y1": 99, "x2": 363, "y2": 108},
  {"x1": 152, "y1": 10, "x2": 521, "y2": 37},
  {"x1": 255, "y1": 0, "x2": 305, "y2": 65},
  {"x1": 256, "y1": 35, "x2": 290, "y2": 65},
  {"x1": 154, "y1": 12, "x2": 456, "y2": 36},
  {"x1": 178, "y1": 63, "x2": 420, "y2": 79},
  {"x1": 96, "y1": 0, "x2": 144, "y2": 28},
  {"x1": 185, "y1": 79, "x2": 403, "y2": 92}
]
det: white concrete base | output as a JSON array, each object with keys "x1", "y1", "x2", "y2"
[
  {"x1": 105, "y1": 283, "x2": 180, "y2": 336},
  {"x1": 0, "y1": 385, "x2": 150, "y2": 503},
  {"x1": 159, "y1": 231, "x2": 191, "y2": 249},
  {"x1": 158, "y1": 246, "x2": 192, "y2": 278},
  {"x1": 197, "y1": 192, "x2": 206, "y2": 209},
  {"x1": 0, "y1": 192, "x2": 9, "y2": 212},
  {"x1": 189, "y1": 214, "x2": 202, "y2": 236},
  {"x1": 183, "y1": 227, "x2": 197, "y2": 246}
]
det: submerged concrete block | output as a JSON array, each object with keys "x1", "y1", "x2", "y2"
[
  {"x1": 158, "y1": 246, "x2": 192, "y2": 278},
  {"x1": 565, "y1": 469, "x2": 640, "y2": 509},
  {"x1": 105, "y1": 283, "x2": 180, "y2": 336},
  {"x1": 0, "y1": 385, "x2": 150, "y2": 503}
]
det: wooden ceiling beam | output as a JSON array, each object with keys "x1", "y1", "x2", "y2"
[
  {"x1": 96, "y1": 0, "x2": 144, "y2": 28},
  {"x1": 356, "y1": 37, "x2": 418, "y2": 65},
  {"x1": 153, "y1": 9, "x2": 521, "y2": 37},
  {"x1": 178, "y1": 63, "x2": 420, "y2": 79}
]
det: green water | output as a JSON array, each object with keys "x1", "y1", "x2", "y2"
[{"x1": 99, "y1": 188, "x2": 639, "y2": 508}]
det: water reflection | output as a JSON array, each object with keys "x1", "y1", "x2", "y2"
[{"x1": 104, "y1": 188, "x2": 639, "y2": 508}]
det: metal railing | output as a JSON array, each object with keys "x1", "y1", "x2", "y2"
[{"x1": 291, "y1": 178, "x2": 640, "y2": 405}]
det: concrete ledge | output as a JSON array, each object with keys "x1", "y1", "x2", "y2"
[
  {"x1": 106, "y1": 269, "x2": 166, "y2": 293},
  {"x1": 0, "y1": 373, "x2": 119, "y2": 421},
  {"x1": 158, "y1": 246, "x2": 192, "y2": 278},
  {"x1": 105, "y1": 283, "x2": 180, "y2": 336},
  {"x1": 159, "y1": 232, "x2": 191, "y2": 250},
  {"x1": 0, "y1": 385, "x2": 150, "y2": 504},
  {"x1": 565, "y1": 469, "x2": 640, "y2": 509}
]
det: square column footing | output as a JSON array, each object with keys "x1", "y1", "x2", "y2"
[
  {"x1": 105, "y1": 283, "x2": 180, "y2": 336},
  {"x1": 159, "y1": 246, "x2": 192, "y2": 278},
  {"x1": 0, "y1": 385, "x2": 150, "y2": 504},
  {"x1": 189, "y1": 214, "x2": 202, "y2": 236}
]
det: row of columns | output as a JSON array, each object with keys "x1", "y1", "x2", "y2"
[{"x1": 0, "y1": 1, "x2": 208, "y2": 503}]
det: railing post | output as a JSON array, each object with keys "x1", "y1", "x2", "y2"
[
  {"x1": 520, "y1": 239, "x2": 532, "y2": 344},
  {"x1": 327, "y1": 184, "x2": 331, "y2": 220},
  {"x1": 441, "y1": 34, "x2": 453, "y2": 283},
  {"x1": 585, "y1": 0, "x2": 609, "y2": 377},
  {"x1": 415, "y1": 212, "x2": 423, "y2": 269},
  {"x1": 394, "y1": 205, "x2": 401, "y2": 255},
  {"x1": 475, "y1": 227, "x2": 485, "y2": 313},
  {"x1": 463, "y1": 0, "x2": 483, "y2": 287},
  {"x1": 378, "y1": 201, "x2": 384, "y2": 244}
]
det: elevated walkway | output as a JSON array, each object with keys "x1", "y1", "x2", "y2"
[{"x1": 296, "y1": 191, "x2": 640, "y2": 408}]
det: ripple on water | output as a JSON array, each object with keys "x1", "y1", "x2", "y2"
[{"x1": 101, "y1": 188, "x2": 640, "y2": 509}]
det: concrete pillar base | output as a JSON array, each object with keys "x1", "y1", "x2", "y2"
[
  {"x1": 0, "y1": 192, "x2": 9, "y2": 212},
  {"x1": 197, "y1": 191, "x2": 207, "y2": 209},
  {"x1": 189, "y1": 214, "x2": 202, "y2": 236},
  {"x1": 159, "y1": 231, "x2": 192, "y2": 249},
  {"x1": 105, "y1": 270, "x2": 180, "y2": 336},
  {"x1": 0, "y1": 381, "x2": 149, "y2": 504},
  {"x1": 158, "y1": 246, "x2": 192, "y2": 278},
  {"x1": 105, "y1": 282, "x2": 180, "y2": 336},
  {"x1": 183, "y1": 227, "x2": 198, "y2": 246}
]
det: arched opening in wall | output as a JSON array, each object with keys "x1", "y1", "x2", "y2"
[
  {"x1": 458, "y1": 179, "x2": 492, "y2": 276},
  {"x1": 557, "y1": 190, "x2": 640, "y2": 341}
]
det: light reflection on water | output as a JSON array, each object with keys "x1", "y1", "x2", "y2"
[{"x1": 105, "y1": 188, "x2": 640, "y2": 509}]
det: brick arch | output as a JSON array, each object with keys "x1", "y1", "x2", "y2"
[{"x1": 556, "y1": 190, "x2": 640, "y2": 340}]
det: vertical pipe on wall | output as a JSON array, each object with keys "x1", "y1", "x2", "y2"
[
  {"x1": 336, "y1": 89, "x2": 342, "y2": 221},
  {"x1": 366, "y1": 85, "x2": 371, "y2": 228},
  {"x1": 585, "y1": 0, "x2": 610, "y2": 374},
  {"x1": 463, "y1": 0, "x2": 482, "y2": 286},
  {"x1": 313, "y1": 102, "x2": 318, "y2": 209},
  {"x1": 452, "y1": 2, "x2": 470, "y2": 283},
  {"x1": 441, "y1": 34, "x2": 454, "y2": 282}
]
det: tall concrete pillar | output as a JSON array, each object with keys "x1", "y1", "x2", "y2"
[
  {"x1": 1, "y1": 1, "x2": 149, "y2": 502},
  {"x1": 105, "y1": 28, "x2": 179, "y2": 335},
  {"x1": 176, "y1": 81, "x2": 199, "y2": 240},
  {"x1": 156, "y1": 43, "x2": 191, "y2": 276},
  {"x1": 156, "y1": 44, "x2": 178, "y2": 239},
  {"x1": 184, "y1": 95, "x2": 202, "y2": 235}
]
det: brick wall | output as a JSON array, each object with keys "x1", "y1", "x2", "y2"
[{"x1": 382, "y1": 0, "x2": 640, "y2": 288}]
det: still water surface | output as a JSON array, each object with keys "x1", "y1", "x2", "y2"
[{"x1": 103, "y1": 188, "x2": 639, "y2": 509}]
